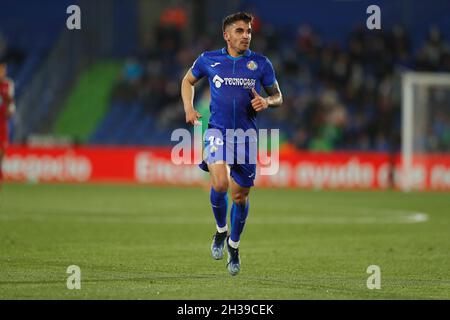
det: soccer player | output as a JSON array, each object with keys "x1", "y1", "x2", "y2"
[
  {"x1": 181, "y1": 12, "x2": 283, "y2": 276},
  {"x1": 0, "y1": 58, "x2": 16, "y2": 186}
]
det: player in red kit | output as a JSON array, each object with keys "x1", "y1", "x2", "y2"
[{"x1": 0, "y1": 59, "x2": 16, "y2": 184}]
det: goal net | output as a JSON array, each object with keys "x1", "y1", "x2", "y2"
[{"x1": 402, "y1": 72, "x2": 450, "y2": 191}]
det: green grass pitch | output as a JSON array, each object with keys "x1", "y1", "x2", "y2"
[{"x1": 0, "y1": 183, "x2": 449, "y2": 299}]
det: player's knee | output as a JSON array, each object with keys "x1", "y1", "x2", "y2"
[
  {"x1": 232, "y1": 192, "x2": 248, "y2": 205},
  {"x1": 212, "y1": 178, "x2": 228, "y2": 193}
]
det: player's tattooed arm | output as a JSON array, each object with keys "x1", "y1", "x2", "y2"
[
  {"x1": 181, "y1": 69, "x2": 202, "y2": 125},
  {"x1": 251, "y1": 81, "x2": 283, "y2": 112},
  {"x1": 264, "y1": 81, "x2": 283, "y2": 109}
]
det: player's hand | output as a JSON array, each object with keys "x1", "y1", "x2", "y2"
[
  {"x1": 251, "y1": 88, "x2": 269, "y2": 112},
  {"x1": 185, "y1": 108, "x2": 202, "y2": 125}
]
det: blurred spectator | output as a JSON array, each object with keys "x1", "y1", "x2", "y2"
[
  {"x1": 159, "y1": 4, "x2": 188, "y2": 30},
  {"x1": 0, "y1": 32, "x2": 7, "y2": 59}
]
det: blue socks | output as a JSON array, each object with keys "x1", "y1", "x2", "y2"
[
  {"x1": 210, "y1": 187, "x2": 250, "y2": 245},
  {"x1": 210, "y1": 188, "x2": 228, "y2": 229},
  {"x1": 230, "y1": 200, "x2": 249, "y2": 243}
]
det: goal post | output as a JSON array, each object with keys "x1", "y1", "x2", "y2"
[{"x1": 401, "y1": 72, "x2": 450, "y2": 192}]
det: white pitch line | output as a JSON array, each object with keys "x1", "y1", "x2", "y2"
[
  {"x1": 0, "y1": 209, "x2": 429, "y2": 225},
  {"x1": 405, "y1": 212, "x2": 429, "y2": 223}
]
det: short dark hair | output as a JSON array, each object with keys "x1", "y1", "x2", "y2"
[{"x1": 222, "y1": 12, "x2": 254, "y2": 32}]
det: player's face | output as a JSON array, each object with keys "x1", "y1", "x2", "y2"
[
  {"x1": 0, "y1": 64, "x2": 6, "y2": 79},
  {"x1": 224, "y1": 20, "x2": 252, "y2": 54}
]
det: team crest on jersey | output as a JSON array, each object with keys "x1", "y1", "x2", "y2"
[{"x1": 246, "y1": 60, "x2": 258, "y2": 71}]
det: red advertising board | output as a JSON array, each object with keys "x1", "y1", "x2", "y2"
[{"x1": 4, "y1": 145, "x2": 450, "y2": 190}]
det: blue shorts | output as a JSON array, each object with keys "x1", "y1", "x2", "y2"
[{"x1": 199, "y1": 129, "x2": 257, "y2": 188}]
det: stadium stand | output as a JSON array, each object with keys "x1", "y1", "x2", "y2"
[
  {"x1": 90, "y1": 3, "x2": 450, "y2": 150},
  {"x1": 2, "y1": 0, "x2": 449, "y2": 151}
]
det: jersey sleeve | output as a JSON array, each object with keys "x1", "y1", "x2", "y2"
[
  {"x1": 190, "y1": 52, "x2": 208, "y2": 79},
  {"x1": 261, "y1": 57, "x2": 276, "y2": 88}
]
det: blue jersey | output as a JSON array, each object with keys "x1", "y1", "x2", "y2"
[{"x1": 191, "y1": 47, "x2": 277, "y2": 138}]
